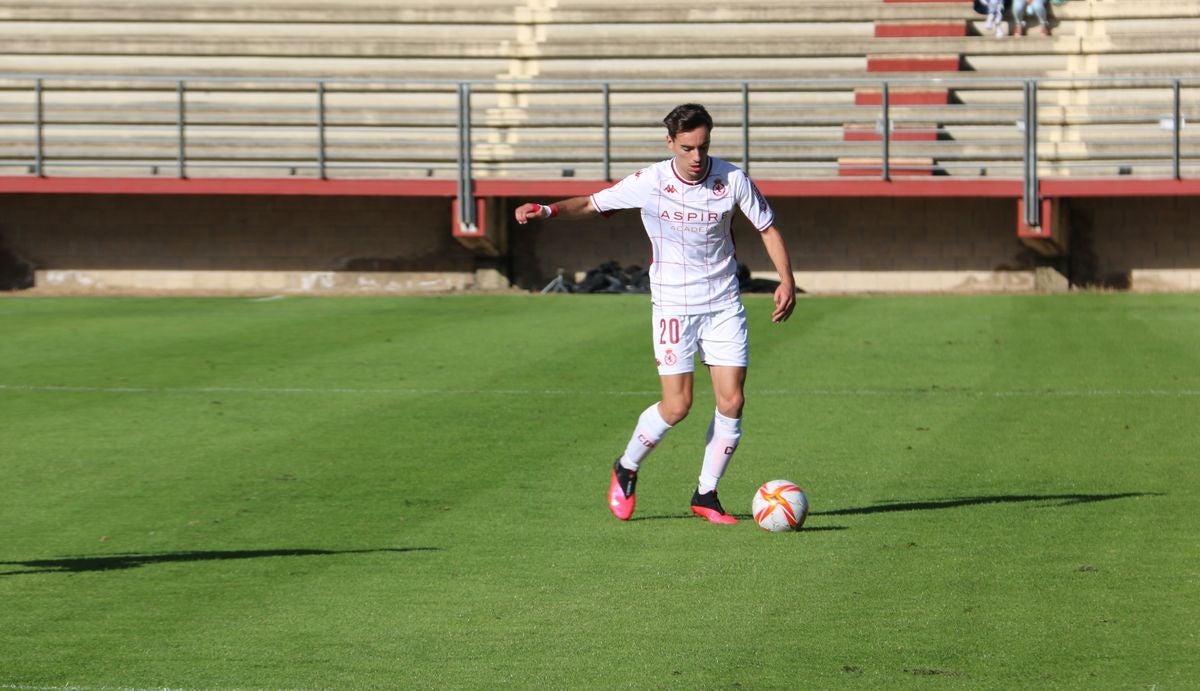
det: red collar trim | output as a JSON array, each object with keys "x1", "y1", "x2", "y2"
[{"x1": 670, "y1": 159, "x2": 710, "y2": 186}]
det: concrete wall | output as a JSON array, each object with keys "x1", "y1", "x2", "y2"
[
  {"x1": 0, "y1": 193, "x2": 479, "y2": 294},
  {"x1": 1065, "y1": 196, "x2": 1200, "y2": 291},
  {"x1": 509, "y1": 196, "x2": 1042, "y2": 294},
  {"x1": 1, "y1": 192, "x2": 1197, "y2": 295}
]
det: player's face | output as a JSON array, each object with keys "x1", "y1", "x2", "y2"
[{"x1": 666, "y1": 126, "x2": 711, "y2": 181}]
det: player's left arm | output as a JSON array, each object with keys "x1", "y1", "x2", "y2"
[{"x1": 759, "y1": 225, "x2": 796, "y2": 323}]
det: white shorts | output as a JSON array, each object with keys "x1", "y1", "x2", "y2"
[{"x1": 652, "y1": 303, "x2": 749, "y2": 376}]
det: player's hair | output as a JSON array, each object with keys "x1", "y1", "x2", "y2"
[{"x1": 663, "y1": 103, "x2": 713, "y2": 139}]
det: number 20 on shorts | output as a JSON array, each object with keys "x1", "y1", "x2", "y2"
[{"x1": 658, "y1": 318, "x2": 681, "y2": 345}]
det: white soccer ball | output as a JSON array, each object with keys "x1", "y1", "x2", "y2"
[{"x1": 752, "y1": 480, "x2": 809, "y2": 532}]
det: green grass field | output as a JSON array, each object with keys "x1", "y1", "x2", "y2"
[{"x1": 1, "y1": 293, "x2": 1197, "y2": 689}]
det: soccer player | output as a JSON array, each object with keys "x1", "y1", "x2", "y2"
[{"x1": 514, "y1": 103, "x2": 796, "y2": 524}]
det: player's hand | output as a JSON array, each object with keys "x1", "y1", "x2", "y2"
[
  {"x1": 514, "y1": 203, "x2": 555, "y2": 225},
  {"x1": 772, "y1": 281, "x2": 796, "y2": 323},
  {"x1": 514, "y1": 203, "x2": 538, "y2": 224}
]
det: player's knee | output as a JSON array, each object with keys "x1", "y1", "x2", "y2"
[
  {"x1": 659, "y1": 398, "x2": 692, "y2": 425},
  {"x1": 716, "y1": 392, "x2": 744, "y2": 418}
]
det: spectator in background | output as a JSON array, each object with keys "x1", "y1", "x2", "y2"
[
  {"x1": 983, "y1": 0, "x2": 1007, "y2": 38},
  {"x1": 1011, "y1": 0, "x2": 1051, "y2": 37}
]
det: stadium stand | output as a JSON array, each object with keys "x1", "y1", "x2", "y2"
[
  {"x1": 0, "y1": 0, "x2": 1195, "y2": 180},
  {"x1": 0, "y1": 0, "x2": 1196, "y2": 293}
]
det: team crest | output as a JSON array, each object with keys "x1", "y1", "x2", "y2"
[
  {"x1": 663, "y1": 349, "x2": 678, "y2": 366},
  {"x1": 712, "y1": 179, "x2": 727, "y2": 197}
]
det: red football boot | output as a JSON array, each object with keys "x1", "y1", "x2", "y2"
[
  {"x1": 690, "y1": 489, "x2": 738, "y2": 525},
  {"x1": 608, "y1": 459, "x2": 637, "y2": 520}
]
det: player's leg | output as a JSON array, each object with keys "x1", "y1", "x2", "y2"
[
  {"x1": 610, "y1": 375, "x2": 693, "y2": 520},
  {"x1": 688, "y1": 306, "x2": 748, "y2": 524},
  {"x1": 617, "y1": 374, "x2": 692, "y2": 474},
  {"x1": 689, "y1": 365, "x2": 744, "y2": 524},
  {"x1": 705, "y1": 364, "x2": 746, "y2": 488},
  {"x1": 609, "y1": 314, "x2": 698, "y2": 520}
]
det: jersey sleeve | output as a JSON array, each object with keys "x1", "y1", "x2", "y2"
[
  {"x1": 734, "y1": 173, "x2": 775, "y2": 232},
  {"x1": 590, "y1": 167, "x2": 654, "y2": 215}
]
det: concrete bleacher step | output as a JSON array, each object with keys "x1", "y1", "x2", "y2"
[
  {"x1": 538, "y1": 21, "x2": 874, "y2": 41},
  {"x1": 529, "y1": 57, "x2": 866, "y2": 80},
  {"x1": 4, "y1": 126, "x2": 1049, "y2": 158},
  {"x1": 964, "y1": 51, "x2": 1200, "y2": 77},
  {"x1": 1080, "y1": 1, "x2": 1200, "y2": 20},
  {"x1": 1095, "y1": 17, "x2": 1200, "y2": 36},
  {"x1": 0, "y1": 23, "x2": 524, "y2": 59},
  {"x1": 543, "y1": 0, "x2": 975, "y2": 23},
  {"x1": 843, "y1": 122, "x2": 941, "y2": 141},
  {"x1": 837, "y1": 157, "x2": 936, "y2": 176},
  {"x1": 0, "y1": 55, "x2": 514, "y2": 80},
  {"x1": 1, "y1": 0, "x2": 1197, "y2": 182},
  {"x1": 6, "y1": 100, "x2": 1187, "y2": 169},
  {"x1": 0, "y1": 0, "x2": 527, "y2": 24}
]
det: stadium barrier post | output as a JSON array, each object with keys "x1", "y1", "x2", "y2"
[
  {"x1": 1023, "y1": 80, "x2": 1040, "y2": 228},
  {"x1": 881, "y1": 81, "x2": 891, "y2": 181},
  {"x1": 456, "y1": 82, "x2": 476, "y2": 231},
  {"x1": 742, "y1": 82, "x2": 750, "y2": 174},
  {"x1": 177, "y1": 80, "x2": 187, "y2": 179},
  {"x1": 1173, "y1": 79, "x2": 1182, "y2": 181},
  {"x1": 602, "y1": 83, "x2": 611, "y2": 181},
  {"x1": 317, "y1": 81, "x2": 327, "y2": 180},
  {"x1": 34, "y1": 78, "x2": 44, "y2": 177}
]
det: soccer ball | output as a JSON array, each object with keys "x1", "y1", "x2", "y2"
[{"x1": 752, "y1": 480, "x2": 809, "y2": 532}]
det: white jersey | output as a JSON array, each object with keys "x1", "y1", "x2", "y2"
[{"x1": 591, "y1": 156, "x2": 774, "y2": 315}]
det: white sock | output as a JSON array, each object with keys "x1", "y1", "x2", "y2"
[
  {"x1": 698, "y1": 410, "x2": 741, "y2": 494},
  {"x1": 620, "y1": 403, "x2": 673, "y2": 471}
]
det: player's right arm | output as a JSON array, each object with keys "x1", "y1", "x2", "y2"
[
  {"x1": 513, "y1": 196, "x2": 598, "y2": 224},
  {"x1": 516, "y1": 167, "x2": 652, "y2": 224}
]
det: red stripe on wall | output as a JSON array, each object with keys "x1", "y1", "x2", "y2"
[
  {"x1": 867, "y1": 55, "x2": 962, "y2": 72},
  {"x1": 855, "y1": 89, "x2": 950, "y2": 106},
  {"x1": 874, "y1": 22, "x2": 968, "y2": 37}
]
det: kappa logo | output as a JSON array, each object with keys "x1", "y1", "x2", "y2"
[
  {"x1": 664, "y1": 184, "x2": 678, "y2": 194},
  {"x1": 751, "y1": 181, "x2": 769, "y2": 209},
  {"x1": 712, "y1": 179, "x2": 727, "y2": 197}
]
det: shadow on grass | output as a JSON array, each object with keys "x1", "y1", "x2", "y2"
[
  {"x1": 0, "y1": 547, "x2": 439, "y2": 576},
  {"x1": 628, "y1": 492, "x2": 1158, "y2": 527},
  {"x1": 628, "y1": 513, "x2": 848, "y2": 531},
  {"x1": 814, "y1": 492, "x2": 1160, "y2": 517}
]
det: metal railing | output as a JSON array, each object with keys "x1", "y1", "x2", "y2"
[{"x1": 2, "y1": 73, "x2": 1197, "y2": 230}]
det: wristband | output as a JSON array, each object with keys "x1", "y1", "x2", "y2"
[{"x1": 532, "y1": 203, "x2": 558, "y2": 219}]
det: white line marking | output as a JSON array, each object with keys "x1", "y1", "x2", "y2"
[
  {"x1": 0, "y1": 383, "x2": 654, "y2": 397},
  {"x1": 0, "y1": 686, "x2": 185, "y2": 691},
  {"x1": 2, "y1": 384, "x2": 1199, "y2": 398}
]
